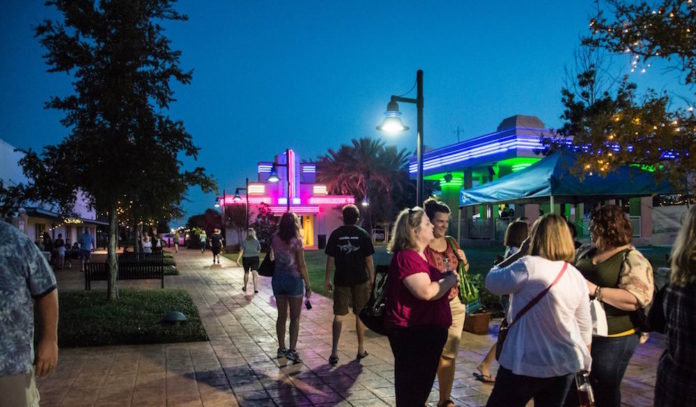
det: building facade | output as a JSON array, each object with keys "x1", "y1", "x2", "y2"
[{"x1": 221, "y1": 149, "x2": 354, "y2": 249}]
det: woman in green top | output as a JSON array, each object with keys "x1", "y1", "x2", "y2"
[
  {"x1": 573, "y1": 205, "x2": 653, "y2": 407},
  {"x1": 237, "y1": 228, "x2": 261, "y2": 293}
]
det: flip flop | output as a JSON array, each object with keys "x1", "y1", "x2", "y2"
[
  {"x1": 356, "y1": 351, "x2": 369, "y2": 360},
  {"x1": 473, "y1": 372, "x2": 495, "y2": 384},
  {"x1": 329, "y1": 355, "x2": 339, "y2": 366}
]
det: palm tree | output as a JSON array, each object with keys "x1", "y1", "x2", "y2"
[{"x1": 317, "y1": 138, "x2": 413, "y2": 225}]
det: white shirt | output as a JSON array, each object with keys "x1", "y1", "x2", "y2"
[{"x1": 486, "y1": 256, "x2": 592, "y2": 377}]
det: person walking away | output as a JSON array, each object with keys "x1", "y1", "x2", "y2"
[
  {"x1": 236, "y1": 228, "x2": 261, "y2": 292},
  {"x1": 571, "y1": 205, "x2": 653, "y2": 407},
  {"x1": 53, "y1": 233, "x2": 65, "y2": 270},
  {"x1": 0, "y1": 221, "x2": 59, "y2": 407},
  {"x1": 174, "y1": 231, "x2": 180, "y2": 253},
  {"x1": 652, "y1": 205, "x2": 696, "y2": 407},
  {"x1": 210, "y1": 228, "x2": 224, "y2": 264},
  {"x1": 384, "y1": 207, "x2": 459, "y2": 406},
  {"x1": 78, "y1": 229, "x2": 95, "y2": 272},
  {"x1": 270, "y1": 212, "x2": 312, "y2": 363},
  {"x1": 324, "y1": 204, "x2": 375, "y2": 366},
  {"x1": 476, "y1": 220, "x2": 529, "y2": 384},
  {"x1": 486, "y1": 214, "x2": 592, "y2": 407},
  {"x1": 422, "y1": 198, "x2": 469, "y2": 407},
  {"x1": 200, "y1": 230, "x2": 207, "y2": 253}
]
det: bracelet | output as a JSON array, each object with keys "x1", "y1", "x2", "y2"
[{"x1": 596, "y1": 286, "x2": 603, "y2": 302}]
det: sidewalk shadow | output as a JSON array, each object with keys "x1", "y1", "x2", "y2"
[{"x1": 284, "y1": 359, "x2": 364, "y2": 405}]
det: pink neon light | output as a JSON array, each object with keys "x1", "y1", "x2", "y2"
[
  {"x1": 288, "y1": 149, "x2": 295, "y2": 204},
  {"x1": 224, "y1": 196, "x2": 271, "y2": 205},
  {"x1": 308, "y1": 196, "x2": 355, "y2": 205},
  {"x1": 269, "y1": 206, "x2": 319, "y2": 214}
]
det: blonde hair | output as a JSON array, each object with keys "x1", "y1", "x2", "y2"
[
  {"x1": 387, "y1": 207, "x2": 426, "y2": 254},
  {"x1": 246, "y1": 228, "x2": 257, "y2": 240},
  {"x1": 671, "y1": 206, "x2": 696, "y2": 286},
  {"x1": 529, "y1": 214, "x2": 576, "y2": 262}
]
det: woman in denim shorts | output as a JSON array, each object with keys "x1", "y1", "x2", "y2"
[{"x1": 270, "y1": 212, "x2": 311, "y2": 363}]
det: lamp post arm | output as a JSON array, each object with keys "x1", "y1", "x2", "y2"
[{"x1": 390, "y1": 95, "x2": 418, "y2": 105}]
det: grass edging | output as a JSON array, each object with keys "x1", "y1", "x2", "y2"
[{"x1": 56, "y1": 289, "x2": 207, "y2": 347}]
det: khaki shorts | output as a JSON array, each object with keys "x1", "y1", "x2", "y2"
[
  {"x1": 441, "y1": 296, "x2": 467, "y2": 359},
  {"x1": 333, "y1": 281, "x2": 370, "y2": 316},
  {"x1": 0, "y1": 370, "x2": 40, "y2": 407}
]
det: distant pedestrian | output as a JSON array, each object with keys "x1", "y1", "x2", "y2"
[
  {"x1": 486, "y1": 214, "x2": 591, "y2": 407},
  {"x1": 142, "y1": 235, "x2": 152, "y2": 254},
  {"x1": 200, "y1": 230, "x2": 207, "y2": 253},
  {"x1": 237, "y1": 228, "x2": 260, "y2": 292},
  {"x1": 174, "y1": 231, "x2": 180, "y2": 253},
  {"x1": 271, "y1": 212, "x2": 311, "y2": 363},
  {"x1": 0, "y1": 221, "x2": 59, "y2": 407},
  {"x1": 78, "y1": 229, "x2": 95, "y2": 272},
  {"x1": 42, "y1": 232, "x2": 52, "y2": 253},
  {"x1": 53, "y1": 233, "x2": 65, "y2": 270},
  {"x1": 210, "y1": 228, "x2": 224, "y2": 264},
  {"x1": 384, "y1": 207, "x2": 458, "y2": 406},
  {"x1": 324, "y1": 204, "x2": 375, "y2": 366},
  {"x1": 653, "y1": 205, "x2": 696, "y2": 407}
]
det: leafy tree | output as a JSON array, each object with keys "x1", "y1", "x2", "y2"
[
  {"x1": 225, "y1": 203, "x2": 249, "y2": 248},
  {"x1": 24, "y1": 0, "x2": 215, "y2": 299},
  {"x1": 554, "y1": 1, "x2": 695, "y2": 194},
  {"x1": 316, "y1": 138, "x2": 414, "y2": 226},
  {"x1": 251, "y1": 202, "x2": 277, "y2": 251}
]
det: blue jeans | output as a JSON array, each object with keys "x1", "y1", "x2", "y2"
[
  {"x1": 487, "y1": 366, "x2": 574, "y2": 407},
  {"x1": 589, "y1": 334, "x2": 639, "y2": 407}
]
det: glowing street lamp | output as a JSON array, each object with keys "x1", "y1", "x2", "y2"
[
  {"x1": 377, "y1": 69, "x2": 424, "y2": 206},
  {"x1": 268, "y1": 149, "x2": 291, "y2": 213}
]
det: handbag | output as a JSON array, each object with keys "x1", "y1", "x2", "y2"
[
  {"x1": 445, "y1": 237, "x2": 482, "y2": 314},
  {"x1": 359, "y1": 264, "x2": 390, "y2": 335},
  {"x1": 257, "y1": 252, "x2": 275, "y2": 277},
  {"x1": 496, "y1": 262, "x2": 568, "y2": 360}
]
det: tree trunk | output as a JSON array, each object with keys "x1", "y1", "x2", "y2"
[{"x1": 107, "y1": 204, "x2": 119, "y2": 300}]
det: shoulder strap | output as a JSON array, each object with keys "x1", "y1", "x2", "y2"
[{"x1": 509, "y1": 262, "x2": 569, "y2": 327}]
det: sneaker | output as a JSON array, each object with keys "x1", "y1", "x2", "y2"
[
  {"x1": 328, "y1": 355, "x2": 339, "y2": 366},
  {"x1": 286, "y1": 349, "x2": 302, "y2": 363},
  {"x1": 277, "y1": 347, "x2": 287, "y2": 359}
]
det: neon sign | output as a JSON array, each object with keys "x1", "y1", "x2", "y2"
[{"x1": 308, "y1": 196, "x2": 355, "y2": 205}]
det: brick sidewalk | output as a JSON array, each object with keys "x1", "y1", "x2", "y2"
[{"x1": 40, "y1": 249, "x2": 663, "y2": 406}]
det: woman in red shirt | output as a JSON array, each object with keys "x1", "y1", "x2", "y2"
[{"x1": 385, "y1": 207, "x2": 459, "y2": 406}]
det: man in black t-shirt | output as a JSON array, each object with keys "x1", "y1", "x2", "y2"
[{"x1": 324, "y1": 204, "x2": 375, "y2": 366}]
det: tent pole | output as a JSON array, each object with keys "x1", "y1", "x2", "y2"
[{"x1": 550, "y1": 196, "x2": 555, "y2": 214}]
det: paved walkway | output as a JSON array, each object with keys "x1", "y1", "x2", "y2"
[{"x1": 40, "y1": 249, "x2": 663, "y2": 406}]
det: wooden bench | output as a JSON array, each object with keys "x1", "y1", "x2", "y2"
[{"x1": 84, "y1": 253, "x2": 164, "y2": 290}]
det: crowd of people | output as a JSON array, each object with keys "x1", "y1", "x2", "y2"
[{"x1": 6, "y1": 201, "x2": 695, "y2": 407}]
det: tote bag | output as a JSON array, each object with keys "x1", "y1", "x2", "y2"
[{"x1": 257, "y1": 252, "x2": 275, "y2": 277}]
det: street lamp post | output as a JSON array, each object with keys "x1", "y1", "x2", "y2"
[
  {"x1": 268, "y1": 149, "x2": 291, "y2": 212},
  {"x1": 233, "y1": 177, "x2": 250, "y2": 229},
  {"x1": 377, "y1": 69, "x2": 424, "y2": 206}
]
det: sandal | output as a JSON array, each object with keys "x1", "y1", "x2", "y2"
[
  {"x1": 437, "y1": 400, "x2": 455, "y2": 407},
  {"x1": 328, "y1": 355, "x2": 339, "y2": 366},
  {"x1": 356, "y1": 350, "x2": 369, "y2": 360},
  {"x1": 472, "y1": 372, "x2": 495, "y2": 384}
]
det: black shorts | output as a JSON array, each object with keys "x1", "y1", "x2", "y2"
[
  {"x1": 242, "y1": 256, "x2": 259, "y2": 272},
  {"x1": 212, "y1": 246, "x2": 221, "y2": 255}
]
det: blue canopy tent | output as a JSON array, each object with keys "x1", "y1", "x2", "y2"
[{"x1": 460, "y1": 151, "x2": 678, "y2": 208}]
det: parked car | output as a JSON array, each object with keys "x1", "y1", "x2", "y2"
[{"x1": 160, "y1": 233, "x2": 185, "y2": 247}]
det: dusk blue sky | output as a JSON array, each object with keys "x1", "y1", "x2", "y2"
[{"x1": 1, "y1": 1, "x2": 691, "y2": 226}]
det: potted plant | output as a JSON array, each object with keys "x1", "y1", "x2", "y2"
[{"x1": 462, "y1": 273, "x2": 496, "y2": 335}]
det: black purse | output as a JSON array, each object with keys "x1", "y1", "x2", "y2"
[
  {"x1": 258, "y1": 252, "x2": 275, "y2": 277},
  {"x1": 359, "y1": 265, "x2": 390, "y2": 336}
]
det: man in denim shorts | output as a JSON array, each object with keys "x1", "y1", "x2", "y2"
[{"x1": 324, "y1": 205, "x2": 375, "y2": 366}]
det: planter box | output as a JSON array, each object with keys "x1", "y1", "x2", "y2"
[{"x1": 463, "y1": 311, "x2": 491, "y2": 335}]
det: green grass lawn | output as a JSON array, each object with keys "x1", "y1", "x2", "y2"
[{"x1": 56, "y1": 289, "x2": 207, "y2": 347}]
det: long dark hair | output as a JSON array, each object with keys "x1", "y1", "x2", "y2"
[{"x1": 278, "y1": 212, "x2": 299, "y2": 243}]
